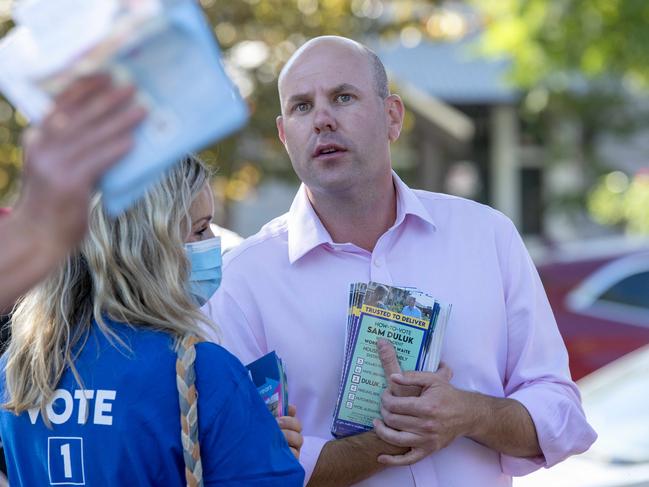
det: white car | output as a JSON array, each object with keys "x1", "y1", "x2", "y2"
[{"x1": 516, "y1": 344, "x2": 649, "y2": 487}]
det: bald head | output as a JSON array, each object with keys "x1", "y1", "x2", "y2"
[{"x1": 278, "y1": 36, "x2": 389, "y2": 105}]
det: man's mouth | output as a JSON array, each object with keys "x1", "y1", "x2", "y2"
[{"x1": 313, "y1": 144, "x2": 347, "y2": 158}]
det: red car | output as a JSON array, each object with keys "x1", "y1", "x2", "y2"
[{"x1": 536, "y1": 239, "x2": 649, "y2": 380}]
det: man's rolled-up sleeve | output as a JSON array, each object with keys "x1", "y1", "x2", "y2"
[{"x1": 498, "y1": 222, "x2": 597, "y2": 476}]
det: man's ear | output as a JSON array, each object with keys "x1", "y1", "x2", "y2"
[
  {"x1": 276, "y1": 115, "x2": 287, "y2": 146},
  {"x1": 385, "y1": 94, "x2": 405, "y2": 142}
]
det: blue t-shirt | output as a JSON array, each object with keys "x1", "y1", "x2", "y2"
[{"x1": 0, "y1": 320, "x2": 304, "y2": 486}]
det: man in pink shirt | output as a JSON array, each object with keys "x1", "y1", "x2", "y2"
[{"x1": 203, "y1": 36, "x2": 596, "y2": 486}]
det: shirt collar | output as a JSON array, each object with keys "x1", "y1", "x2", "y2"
[
  {"x1": 287, "y1": 170, "x2": 437, "y2": 264},
  {"x1": 287, "y1": 184, "x2": 333, "y2": 263},
  {"x1": 391, "y1": 170, "x2": 437, "y2": 230}
]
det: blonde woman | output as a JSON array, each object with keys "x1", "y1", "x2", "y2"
[{"x1": 0, "y1": 156, "x2": 304, "y2": 485}]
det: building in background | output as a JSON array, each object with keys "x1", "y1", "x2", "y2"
[{"x1": 375, "y1": 35, "x2": 533, "y2": 233}]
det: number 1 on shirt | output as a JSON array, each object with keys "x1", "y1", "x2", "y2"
[
  {"x1": 60, "y1": 443, "x2": 72, "y2": 478},
  {"x1": 48, "y1": 437, "x2": 86, "y2": 485}
]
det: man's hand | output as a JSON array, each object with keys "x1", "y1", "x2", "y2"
[
  {"x1": 376, "y1": 338, "x2": 420, "y2": 397},
  {"x1": 375, "y1": 338, "x2": 475, "y2": 466},
  {"x1": 16, "y1": 73, "x2": 146, "y2": 258},
  {"x1": 278, "y1": 404, "x2": 304, "y2": 459},
  {"x1": 374, "y1": 340, "x2": 542, "y2": 465},
  {"x1": 374, "y1": 366, "x2": 478, "y2": 466}
]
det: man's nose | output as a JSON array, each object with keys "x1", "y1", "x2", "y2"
[{"x1": 313, "y1": 106, "x2": 337, "y2": 133}]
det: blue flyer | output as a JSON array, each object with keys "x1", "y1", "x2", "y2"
[{"x1": 246, "y1": 351, "x2": 289, "y2": 418}]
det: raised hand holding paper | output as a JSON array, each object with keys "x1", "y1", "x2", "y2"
[{"x1": 0, "y1": 0, "x2": 248, "y2": 215}]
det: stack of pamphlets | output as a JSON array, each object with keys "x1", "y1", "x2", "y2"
[
  {"x1": 246, "y1": 351, "x2": 289, "y2": 418},
  {"x1": 0, "y1": 0, "x2": 248, "y2": 215},
  {"x1": 331, "y1": 281, "x2": 452, "y2": 438}
]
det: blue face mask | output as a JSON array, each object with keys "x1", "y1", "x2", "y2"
[{"x1": 184, "y1": 236, "x2": 222, "y2": 306}]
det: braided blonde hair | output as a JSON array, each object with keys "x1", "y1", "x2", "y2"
[{"x1": 176, "y1": 335, "x2": 204, "y2": 487}]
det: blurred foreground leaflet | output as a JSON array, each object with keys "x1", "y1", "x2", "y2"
[{"x1": 0, "y1": 0, "x2": 248, "y2": 215}]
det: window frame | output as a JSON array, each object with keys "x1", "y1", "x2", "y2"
[{"x1": 566, "y1": 253, "x2": 649, "y2": 328}]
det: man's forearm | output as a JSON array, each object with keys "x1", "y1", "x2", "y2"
[
  {"x1": 465, "y1": 392, "x2": 541, "y2": 458},
  {"x1": 307, "y1": 431, "x2": 406, "y2": 487}
]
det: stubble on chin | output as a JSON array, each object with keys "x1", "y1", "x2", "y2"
[{"x1": 305, "y1": 161, "x2": 363, "y2": 197}]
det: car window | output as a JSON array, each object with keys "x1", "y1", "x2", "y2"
[
  {"x1": 598, "y1": 271, "x2": 649, "y2": 310},
  {"x1": 566, "y1": 254, "x2": 649, "y2": 328}
]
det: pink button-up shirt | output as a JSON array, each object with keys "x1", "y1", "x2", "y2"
[{"x1": 203, "y1": 173, "x2": 596, "y2": 486}]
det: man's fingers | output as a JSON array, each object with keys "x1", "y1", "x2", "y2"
[
  {"x1": 41, "y1": 75, "x2": 114, "y2": 132},
  {"x1": 52, "y1": 74, "x2": 113, "y2": 111},
  {"x1": 373, "y1": 418, "x2": 420, "y2": 447},
  {"x1": 390, "y1": 372, "x2": 435, "y2": 389},
  {"x1": 64, "y1": 104, "x2": 146, "y2": 170},
  {"x1": 380, "y1": 404, "x2": 429, "y2": 433},
  {"x1": 42, "y1": 83, "x2": 138, "y2": 140},
  {"x1": 72, "y1": 136, "x2": 136, "y2": 185},
  {"x1": 64, "y1": 85, "x2": 139, "y2": 136},
  {"x1": 387, "y1": 375, "x2": 422, "y2": 398},
  {"x1": 436, "y1": 362, "x2": 453, "y2": 382},
  {"x1": 377, "y1": 338, "x2": 402, "y2": 377},
  {"x1": 381, "y1": 391, "x2": 429, "y2": 417},
  {"x1": 377, "y1": 448, "x2": 425, "y2": 467},
  {"x1": 390, "y1": 366, "x2": 452, "y2": 389},
  {"x1": 378, "y1": 339, "x2": 422, "y2": 396}
]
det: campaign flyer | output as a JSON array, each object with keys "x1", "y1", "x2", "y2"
[
  {"x1": 332, "y1": 303, "x2": 433, "y2": 437},
  {"x1": 246, "y1": 351, "x2": 288, "y2": 418},
  {"x1": 332, "y1": 281, "x2": 451, "y2": 438}
]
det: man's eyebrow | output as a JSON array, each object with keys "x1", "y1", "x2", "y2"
[
  {"x1": 330, "y1": 83, "x2": 361, "y2": 95},
  {"x1": 286, "y1": 92, "x2": 312, "y2": 106}
]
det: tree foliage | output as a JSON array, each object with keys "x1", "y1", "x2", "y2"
[
  {"x1": 475, "y1": 0, "x2": 649, "y2": 89},
  {"x1": 474, "y1": 0, "x2": 649, "y2": 234},
  {"x1": 588, "y1": 171, "x2": 649, "y2": 235}
]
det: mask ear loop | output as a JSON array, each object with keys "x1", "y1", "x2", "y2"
[{"x1": 176, "y1": 335, "x2": 204, "y2": 487}]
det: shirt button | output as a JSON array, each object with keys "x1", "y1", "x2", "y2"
[{"x1": 374, "y1": 258, "x2": 382, "y2": 267}]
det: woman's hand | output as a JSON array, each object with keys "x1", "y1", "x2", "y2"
[{"x1": 278, "y1": 404, "x2": 303, "y2": 459}]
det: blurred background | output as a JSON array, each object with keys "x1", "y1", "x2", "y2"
[
  {"x1": 1, "y1": 1, "x2": 648, "y2": 485},
  {"x1": 1, "y1": 0, "x2": 648, "y2": 238}
]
